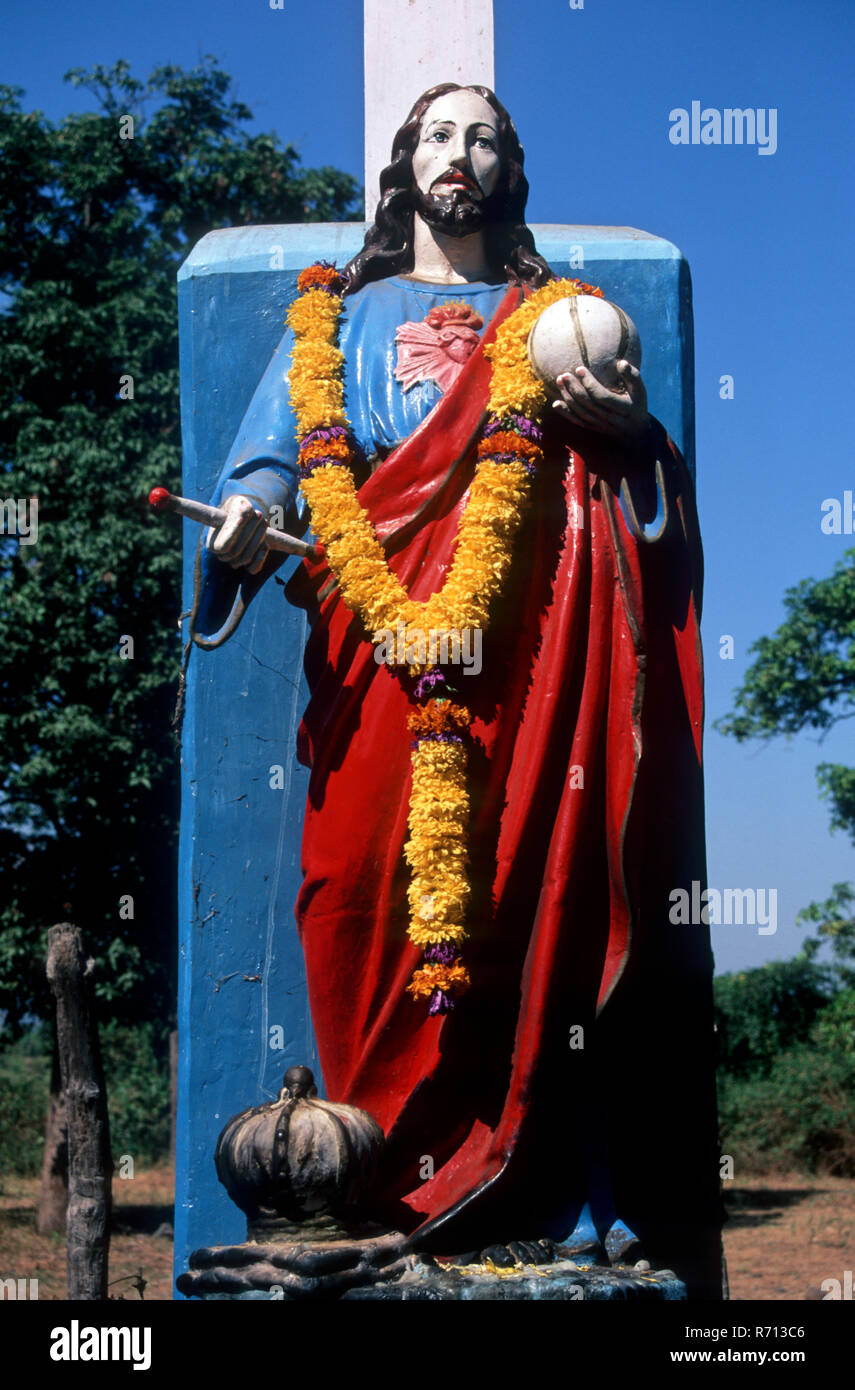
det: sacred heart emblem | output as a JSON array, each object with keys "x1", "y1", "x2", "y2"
[{"x1": 394, "y1": 303, "x2": 485, "y2": 394}]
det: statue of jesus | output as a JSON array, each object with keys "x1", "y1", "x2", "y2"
[{"x1": 192, "y1": 84, "x2": 722, "y2": 1298}]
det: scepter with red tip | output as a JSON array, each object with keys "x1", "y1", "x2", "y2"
[{"x1": 148, "y1": 487, "x2": 318, "y2": 561}]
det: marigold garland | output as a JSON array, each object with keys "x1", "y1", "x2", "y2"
[
  {"x1": 407, "y1": 961, "x2": 471, "y2": 1002},
  {"x1": 288, "y1": 264, "x2": 599, "y2": 1013},
  {"x1": 404, "y1": 737, "x2": 470, "y2": 953},
  {"x1": 408, "y1": 700, "x2": 471, "y2": 739}
]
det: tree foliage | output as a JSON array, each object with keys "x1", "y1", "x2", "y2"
[
  {"x1": 0, "y1": 59, "x2": 360, "y2": 1034},
  {"x1": 714, "y1": 908, "x2": 855, "y2": 1175},
  {"x1": 714, "y1": 957, "x2": 833, "y2": 1081},
  {"x1": 717, "y1": 1041, "x2": 855, "y2": 1177},
  {"x1": 798, "y1": 882, "x2": 855, "y2": 990},
  {"x1": 0, "y1": 1019, "x2": 172, "y2": 1173},
  {"x1": 715, "y1": 547, "x2": 855, "y2": 843}
]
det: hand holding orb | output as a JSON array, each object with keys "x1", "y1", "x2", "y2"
[{"x1": 527, "y1": 294, "x2": 649, "y2": 440}]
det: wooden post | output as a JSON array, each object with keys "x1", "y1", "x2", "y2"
[{"x1": 46, "y1": 923, "x2": 112, "y2": 1300}]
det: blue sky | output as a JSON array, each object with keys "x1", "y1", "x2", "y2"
[{"x1": 4, "y1": 0, "x2": 853, "y2": 975}]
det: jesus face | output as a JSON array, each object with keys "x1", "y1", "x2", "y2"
[{"x1": 411, "y1": 89, "x2": 502, "y2": 237}]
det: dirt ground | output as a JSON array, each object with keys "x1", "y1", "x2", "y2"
[
  {"x1": 1, "y1": 1166, "x2": 852, "y2": 1300},
  {"x1": 723, "y1": 1173, "x2": 854, "y2": 1301},
  {"x1": 0, "y1": 1165, "x2": 174, "y2": 1301}
]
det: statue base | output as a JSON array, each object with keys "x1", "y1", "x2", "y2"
[
  {"x1": 181, "y1": 1067, "x2": 689, "y2": 1301},
  {"x1": 177, "y1": 1241, "x2": 687, "y2": 1301},
  {"x1": 176, "y1": 1230, "x2": 412, "y2": 1300}
]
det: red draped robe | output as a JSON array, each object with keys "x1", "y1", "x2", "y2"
[{"x1": 285, "y1": 285, "x2": 723, "y2": 1296}]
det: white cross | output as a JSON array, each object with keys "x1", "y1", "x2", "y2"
[{"x1": 363, "y1": 0, "x2": 495, "y2": 223}]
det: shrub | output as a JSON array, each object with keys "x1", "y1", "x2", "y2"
[
  {"x1": 714, "y1": 959, "x2": 833, "y2": 1080},
  {"x1": 718, "y1": 1040, "x2": 855, "y2": 1177},
  {"x1": 0, "y1": 1048, "x2": 50, "y2": 1178},
  {"x1": 99, "y1": 1020, "x2": 171, "y2": 1168},
  {"x1": 0, "y1": 1019, "x2": 170, "y2": 1177}
]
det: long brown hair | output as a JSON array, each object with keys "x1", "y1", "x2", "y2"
[{"x1": 343, "y1": 84, "x2": 553, "y2": 296}]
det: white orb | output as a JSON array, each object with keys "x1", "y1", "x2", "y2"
[{"x1": 527, "y1": 294, "x2": 642, "y2": 395}]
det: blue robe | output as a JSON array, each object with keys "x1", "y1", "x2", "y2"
[
  {"x1": 195, "y1": 276, "x2": 510, "y2": 641},
  {"x1": 214, "y1": 276, "x2": 510, "y2": 516}
]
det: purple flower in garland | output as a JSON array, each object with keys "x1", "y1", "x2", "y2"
[
  {"x1": 413, "y1": 667, "x2": 451, "y2": 701},
  {"x1": 298, "y1": 426, "x2": 364, "y2": 478},
  {"x1": 302, "y1": 426, "x2": 350, "y2": 446},
  {"x1": 424, "y1": 942, "x2": 457, "y2": 965},
  {"x1": 428, "y1": 988, "x2": 454, "y2": 1016},
  {"x1": 298, "y1": 454, "x2": 340, "y2": 477},
  {"x1": 410, "y1": 731, "x2": 464, "y2": 750},
  {"x1": 483, "y1": 412, "x2": 542, "y2": 444}
]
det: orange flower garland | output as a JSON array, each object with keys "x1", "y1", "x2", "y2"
[{"x1": 288, "y1": 264, "x2": 600, "y2": 1013}]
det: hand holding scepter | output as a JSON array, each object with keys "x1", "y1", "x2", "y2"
[{"x1": 148, "y1": 488, "x2": 318, "y2": 574}]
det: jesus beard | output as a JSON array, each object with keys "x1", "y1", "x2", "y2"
[{"x1": 412, "y1": 183, "x2": 499, "y2": 239}]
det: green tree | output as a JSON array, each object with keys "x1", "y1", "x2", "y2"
[
  {"x1": 715, "y1": 547, "x2": 855, "y2": 844},
  {"x1": 714, "y1": 958, "x2": 833, "y2": 1081},
  {"x1": 798, "y1": 882, "x2": 855, "y2": 990},
  {"x1": 0, "y1": 59, "x2": 360, "y2": 1036},
  {"x1": 810, "y1": 986, "x2": 855, "y2": 1059}
]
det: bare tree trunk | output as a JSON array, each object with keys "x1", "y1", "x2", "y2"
[
  {"x1": 168, "y1": 1028, "x2": 178, "y2": 1161},
  {"x1": 36, "y1": 1040, "x2": 68, "y2": 1235},
  {"x1": 46, "y1": 923, "x2": 112, "y2": 1300}
]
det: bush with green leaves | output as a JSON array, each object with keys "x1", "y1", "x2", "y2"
[
  {"x1": 718, "y1": 1038, "x2": 855, "y2": 1177},
  {"x1": 98, "y1": 1019, "x2": 171, "y2": 1167},
  {"x1": 715, "y1": 959, "x2": 855, "y2": 1175},
  {"x1": 714, "y1": 957, "x2": 833, "y2": 1080},
  {"x1": 0, "y1": 1019, "x2": 170, "y2": 1176},
  {"x1": 0, "y1": 1043, "x2": 50, "y2": 1179}
]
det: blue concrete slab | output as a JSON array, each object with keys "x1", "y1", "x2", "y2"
[{"x1": 174, "y1": 222, "x2": 696, "y2": 1294}]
